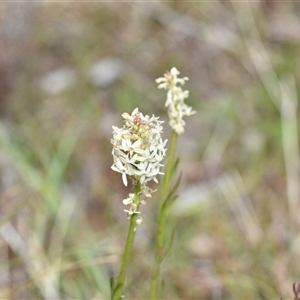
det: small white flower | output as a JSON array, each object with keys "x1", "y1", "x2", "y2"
[
  {"x1": 123, "y1": 193, "x2": 135, "y2": 205},
  {"x1": 136, "y1": 217, "x2": 143, "y2": 225},
  {"x1": 124, "y1": 208, "x2": 140, "y2": 216},
  {"x1": 140, "y1": 186, "x2": 156, "y2": 198},
  {"x1": 156, "y1": 67, "x2": 195, "y2": 135},
  {"x1": 124, "y1": 201, "x2": 140, "y2": 216},
  {"x1": 156, "y1": 67, "x2": 188, "y2": 90}
]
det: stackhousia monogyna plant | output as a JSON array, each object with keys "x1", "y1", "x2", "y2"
[
  {"x1": 150, "y1": 67, "x2": 195, "y2": 299},
  {"x1": 110, "y1": 108, "x2": 167, "y2": 300},
  {"x1": 110, "y1": 68, "x2": 194, "y2": 300}
]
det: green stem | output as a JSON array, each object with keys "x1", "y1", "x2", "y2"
[
  {"x1": 150, "y1": 131, "x2": 178, "y2": 299},
  {"x1": 112, "y1": 184, "x2": 141, "y2": 300},
  {"x1": 162, "y1": 131, "x2": 178, "y2": 200}
]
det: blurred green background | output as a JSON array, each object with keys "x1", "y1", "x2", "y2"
[{"x1": 0, "y1": 1, "x2": 300, "y2": 299}]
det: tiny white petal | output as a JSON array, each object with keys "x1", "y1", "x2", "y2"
[
  {"x1": 132, "y1": 107, "x2": 139, "y2": 115},
  {"x1": 122, "y1": 172, "x2": 128, "y2": 186},
  {"x1": 136, "y1": 217, "x2": 143, "y2": 225}
]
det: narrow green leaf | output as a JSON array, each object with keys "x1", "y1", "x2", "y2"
[
  {"x1": 161, "y1": 229, "x2": 175, "y2": 261},
  {"x1": 110, "y1": 277, "x2": 115, "y2": 299},
  {"x1": 171, "y1": 157, "x2": 180, "y2": 181},
  {"x1": 163, "y1": 173, "x2": 182, "y2": 208}
]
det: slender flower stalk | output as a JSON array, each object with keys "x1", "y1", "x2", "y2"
[
  {"x1": 112, "y1": 184, "x2": 141, "y2": 300},
  {"x1": 111, "y1": 108, "x2": 167, "y2": 300},
  {"x1": 150, "y1": 131, "x2": 178, "y2": 299},
  {"x1": 150, "y1": 68, "x2": 195, "y2": 299},
  {"x1": 162, "y1": 131, "x2": 178, "y2": 199}
]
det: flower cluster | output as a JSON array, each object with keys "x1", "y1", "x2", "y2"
[
  {"x1": 111, "y1": 108, "x2": 167, "y2": 218},
  {"x1": 155, "y1": 67, "x2": 195, "y2": 135}
]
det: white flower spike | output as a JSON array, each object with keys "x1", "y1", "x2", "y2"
[
  {"x1": 111, "y1": 108, "x2": 167, "y2": 218},
  {"x1": 156, "y1": 67, "x2": 195, "y2": 135}
]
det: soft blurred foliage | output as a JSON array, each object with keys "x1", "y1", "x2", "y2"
[{"x1": 0, "y1": 1, "x2": 300, "y2": 299}]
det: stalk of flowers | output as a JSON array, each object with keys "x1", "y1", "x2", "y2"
[
  {"x1": 111, "y1": 108, "x2": 167, "y2": 300},
  {"x1": 156, "y1": 67, "x2": 195, "y2": 135},
  {"x1": 150, "y1": 68, "x2": 195, "y2": 299}
]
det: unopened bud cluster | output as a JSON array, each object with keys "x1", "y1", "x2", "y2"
[
  {"x1": 156, "y1": 67, "x2": 195, "y2": 135},
  {"x1": 111, "y1": 108, "x2": 167, "y2": 220}
]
